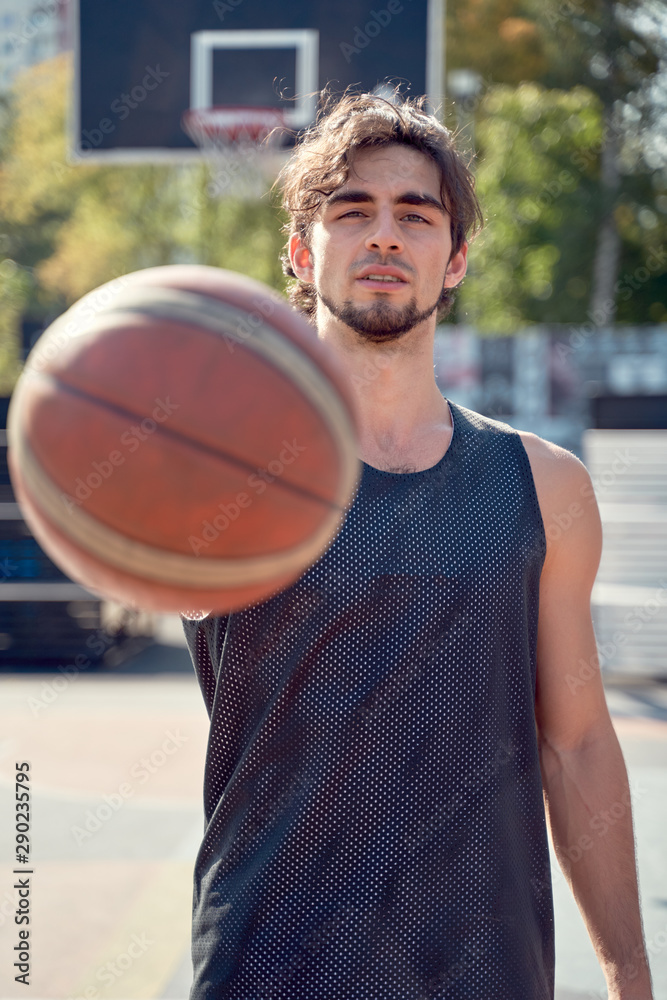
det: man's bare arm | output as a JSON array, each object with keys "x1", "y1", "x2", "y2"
[{"x1": 522, "y1": 433, "x2": 653, "y2": 1000}]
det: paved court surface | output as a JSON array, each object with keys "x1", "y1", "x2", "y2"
[{"x1": 0, "y1": 639, "x2": 665, "y2": 999}]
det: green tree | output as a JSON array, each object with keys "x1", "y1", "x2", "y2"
[
  {"x1": 460, "y1": 79, "x2": 666, "y2": 331},
  {"x1": 447, "y1": 0, "x2": 548, "y2": 85},
  {"x1": 446, "y1": 0, "x2": 667, "y2": 328},
  {"x1": 534, "y1": 0, "x2": 665, "y2": 322},
  {"x1": 461, "y1": 83, "x2": 603, "y2": 332},
  {"x1": 0, "y1": 261, "x2": 28, "y2": 393}
]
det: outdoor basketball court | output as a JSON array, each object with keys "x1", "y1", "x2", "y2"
[{"x1": 2, "y1": 2, "x2": 663, "y2": 998}]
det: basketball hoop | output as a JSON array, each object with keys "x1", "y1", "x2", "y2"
[{"x1": 182, "y1": 106, "x2": 288, "y2": 200}]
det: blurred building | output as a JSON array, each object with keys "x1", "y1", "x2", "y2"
[
  {"x1": 0, "y1": 0, "x2": 71, "y2": 93},
  {"x1": 434, "y1": 324, "x2": 667, "y2": 456}
]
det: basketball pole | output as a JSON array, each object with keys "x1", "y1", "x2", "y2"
[{"x1": 428, "y1": 0, "x2": 446, "y2": 117}]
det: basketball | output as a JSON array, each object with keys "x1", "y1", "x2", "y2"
[{"x1": 6, "y1": 265, "x2": 360, "y2": 614}]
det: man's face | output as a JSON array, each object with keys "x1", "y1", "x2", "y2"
[{"x1": 289, "y1": 144, "x2": 467, "y2": 343}]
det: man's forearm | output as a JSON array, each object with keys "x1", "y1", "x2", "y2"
[{"x1": 539, "y1": 726, "x2": 653, "y2": 999}]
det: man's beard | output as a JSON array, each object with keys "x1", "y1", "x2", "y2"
[{"x1": 317, "y1": 289, "x2": 442, "y2": 343}]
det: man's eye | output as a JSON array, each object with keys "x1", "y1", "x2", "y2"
[{"x1": 403, "y1": 213, "x2": 427, "y2": 223}]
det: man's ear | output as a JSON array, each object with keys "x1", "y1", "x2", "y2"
[
  {"x1": 444, "y1": 241, "x2": 468, "y2": 289},
  {"x1": 289, "y1": 233, "x2": 314, "y2": 282}
]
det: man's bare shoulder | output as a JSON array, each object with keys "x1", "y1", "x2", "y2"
[
  {"x1": 517, "y1": 430, "x2": 590, "y2": 495},
  {"x1": 517, "y1": 430, "x2": 601, "y2": 561}
]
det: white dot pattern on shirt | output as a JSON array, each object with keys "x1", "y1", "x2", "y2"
[{"x1": 182, "y1": 400, "x2": 554, "y2": 1000}]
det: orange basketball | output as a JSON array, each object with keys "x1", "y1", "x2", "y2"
[{"x1": 7, "y1": 265, "x2": 360, "y2": 613}]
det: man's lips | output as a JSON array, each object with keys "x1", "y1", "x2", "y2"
[{"x1": 356, "y1": 265, "x2": 409, "y2": 289}]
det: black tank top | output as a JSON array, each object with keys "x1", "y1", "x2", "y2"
[{"x1": 182, "y1": 400, "x2": 555, "y2": 1000}]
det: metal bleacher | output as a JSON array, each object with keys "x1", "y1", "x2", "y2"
[{"x1": 584, "y1": 429, "x2": 667, "y2": 679}]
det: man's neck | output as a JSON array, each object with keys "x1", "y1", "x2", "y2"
[{"x1": 315, "y1": 313, "x2": 452, "y2": 470}]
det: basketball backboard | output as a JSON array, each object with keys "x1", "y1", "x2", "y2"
[{"x1": 74, "y1": 0, "x2": 444, "y2": 161}]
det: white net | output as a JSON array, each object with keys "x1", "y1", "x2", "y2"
[{"x1": 182, "y1": 106, "x2": 287, "y2": 200}]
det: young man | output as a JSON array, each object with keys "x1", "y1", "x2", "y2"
[{"x1": 182, "y1": 93, "x2": 653, "y2": 999}]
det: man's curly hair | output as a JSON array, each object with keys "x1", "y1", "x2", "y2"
[{"x1": 277, "y1": 89, "x2": 484, "y2": 323}]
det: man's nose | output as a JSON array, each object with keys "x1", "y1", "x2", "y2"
[{"x1": 364, "y1": 211, "x2": 403, "y2": 254}]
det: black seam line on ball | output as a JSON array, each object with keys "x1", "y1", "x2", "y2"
[
  {"x1": 96, "y1": 297, "x2": 350, "y2": 442},
  {"x1": 73, "y1": 294, "x2": 354, "y2": 475},
  {"x1": 40, "y1": 371, "x2": 341, "y2": 512}
]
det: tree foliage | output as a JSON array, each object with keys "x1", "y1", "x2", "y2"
[
  {"x1": 460, "y1": 84, "x2": 603, "y2": 331},
  {"x1": 446, "y1": 0, "x2": 548, "y2": 85},
  {"x1": 0, "y1": 262, "x2": 28, "y2": 393},
  {"x1": 447, "y1": 0, "x2": 667, "y2": 329},
  {"x1": 460, "y1": 81, "x2": 667, "y2": 331}
]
